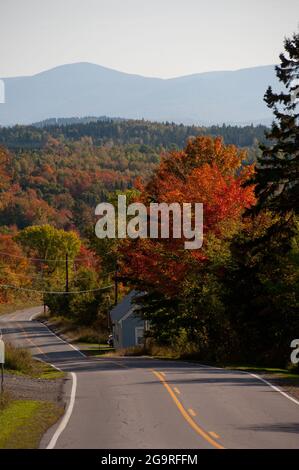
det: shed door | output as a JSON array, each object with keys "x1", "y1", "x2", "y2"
[{"x1": 135, "y1": 326, "x2": 144, "y2": 346}]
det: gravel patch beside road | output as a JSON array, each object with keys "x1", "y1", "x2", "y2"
[{"x1": 3, "y1": 373, "x2": 66, "y2": 405}]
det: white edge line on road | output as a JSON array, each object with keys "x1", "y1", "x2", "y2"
[
  {"x1": 42, "y1": 322, "x2": 86, "y2": 357},
  {"x1": 11, "y1": 309, "x2": 299, "y2": 443},
  {"x1": 46, "y1": 372, "x2": 77, "y2": 449},
  {"x1": 27, "y1": 308, "x2": 80, "y2": 448},
  {"x1": 54, "y1": 330, "x2": 85, "y2": 356},
  {"x1": 34, "y1": 356, "x2": 61, "y2": 373},
  {"x1": 247, "y1": 372, "x2": 299, "y2": 406},
  {"x1": 2, "y1": 307, "x2": 79, "y2": 449},
  {"x1": 29, "y1": 310, "x2": 86, "y2": 358},
  {"x1": 29, "y1": 311, "x2": 42, "y2": 321},
  {"x1": 194, "y1": 362, "x2": 299, "y2": 407}
]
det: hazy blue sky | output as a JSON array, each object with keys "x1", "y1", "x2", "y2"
[{"x1": 1, "y1": 0, "x2": 299, "y2": 78}]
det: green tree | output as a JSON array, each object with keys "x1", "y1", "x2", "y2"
[
  {"x1": 253, "y1": 31, "x2": 299, "y2": 239},
  {"x1": 228, "y1": 32, "x2": 299, "y2": 365},
  {"x1": 16, "y1": 225, "x2": 81, "y2": 267},
  {"x1": 16, "y1": 225, "x2": 81, "y2": 294}
]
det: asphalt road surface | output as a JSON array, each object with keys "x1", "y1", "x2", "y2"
[{"x1": 1, "y1": 306, "x2": 299, "y2": 449}]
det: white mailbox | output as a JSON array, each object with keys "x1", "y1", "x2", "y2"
[{"x1": 0, "y1": 339, "x2": 5, "y2": 364}]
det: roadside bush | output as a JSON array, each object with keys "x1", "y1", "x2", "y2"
[
  {"x1": 71, "y1": 327, "x2": 100, "y2": 343},
  {"x1": 5, "y1": 342, "x2": 34, "y2": 374}
]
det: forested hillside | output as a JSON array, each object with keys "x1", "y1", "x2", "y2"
[
  {"x1": 0, "y1": 119, "x2": 266, "y2": 231},
  {"x1": 0, "y1": 140, "x2": 158, "y2": 231},
  {"x1": 0, "y1": 119, "x2": 268, "y2": 149}
]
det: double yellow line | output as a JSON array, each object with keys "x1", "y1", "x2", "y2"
[{"x1": 152, "y1": 370, "x2": 224, "y2": 449}]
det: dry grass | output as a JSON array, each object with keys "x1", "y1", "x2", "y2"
[
  {"x1": 102, "y1": 344, "x2": 178, "y2": 358},
  {"x1": 0, "y1": 390, "x2": 13, "y2": 411},
  {"x1": 39, "y1": 315, "x2": 107, "y2": 344},
  {"x1": 5, "y1": 342, "x2": 64, "y2": 379},
  {"x1": 5, "y1": 342, "x2": 34, "y2": 374}
]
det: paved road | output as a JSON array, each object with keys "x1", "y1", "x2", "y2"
[{"x1": 1, "y1": 306, "x2": 299, "y2": 449}]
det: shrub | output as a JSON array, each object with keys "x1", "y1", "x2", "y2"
[{"x1": 5, "y1": 342, "x2": 34, "y2": 374}]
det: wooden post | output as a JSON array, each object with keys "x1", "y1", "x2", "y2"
[
  {"x1": 114, "y1": 260, "x2": 118, "y2": 306},
  {"x1": 0, "y1": 337, "x2": 5, "y2": 394},
  {"x1": 65, "y1": 252, "x2": 69, "y2": 293},
  {"x1": 1, "y1": 364, "x2": 3, "y2": 393}
]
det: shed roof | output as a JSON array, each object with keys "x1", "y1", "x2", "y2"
[{"x1": 110, "y1": 290, "x2": 138, "y2": 322}]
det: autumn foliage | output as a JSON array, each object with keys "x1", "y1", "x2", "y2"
[
  {"x1": 0, "y1": 232, "x2": 32, "y2": 303},
  {"x1": 120, "y1": 136, "x2": 256, "y2": 296}
]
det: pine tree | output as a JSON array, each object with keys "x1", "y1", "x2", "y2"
[
  {"x1": 253, "y1": 32, "x2": 299, "y2": 220},
  {"x1": 226, "y1": 33, "x2": 299, "y2": 365}
]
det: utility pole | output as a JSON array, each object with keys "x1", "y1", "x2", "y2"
[
  {"x1": 0, "y1": 331, "x2": 5, "y2": 394},
  {"x1": 43, "y1": 294, "x2": 46, "y2": 316},
  {"x1": 114, "y1": 259, "x2": 118, "y2": 306},
  {"x1": 65, "y1": 252, "x2": 69, "y2": 293}
]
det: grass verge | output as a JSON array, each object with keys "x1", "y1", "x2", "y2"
[
  {"x1": 5, "y1": 342, "x2": 64, "y2": 380},
  {"x1": 38, "y1": 314, "x2": 108, "y2": 344},
  {"x1": 223, "y1": 364, "x2": 299, "y2": 379},
  {"x1": 0, "y1": 400, "x2": 63, "y2": 449},
  {"x1": 77, "y1": 342, "x2": 114, "y2": 356}
]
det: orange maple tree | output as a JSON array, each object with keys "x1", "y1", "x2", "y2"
[
  {"x1": 120, "y1": 136, "x2": 256, "y2": 296},
  {"x1": 0, "y1": 232, "x2": 32, "y2": 303}
]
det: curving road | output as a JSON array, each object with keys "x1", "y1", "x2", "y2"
[{"x1": 1, "y1": 306, "x2": 299, "y2": 449}]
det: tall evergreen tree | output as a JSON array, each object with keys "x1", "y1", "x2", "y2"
[
  {"x1": 225, "y1": 33, "x2": 299, "y2": 366},
  {"x1": 253, "y1": 32, "x2": 299, "y2": 220}
]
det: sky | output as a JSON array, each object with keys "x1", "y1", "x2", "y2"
[{"x1": 1, "y1": 0, "x2": 299, "y2": 79}]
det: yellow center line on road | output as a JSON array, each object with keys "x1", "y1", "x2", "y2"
[
  {"x1": 16, "y1": 321, "x2": 49, "y2": 359},
  {"x1": 174, "y1": 387, "x2": 181, "y2": 395},
  {"x1": 188, "y1": 408, "x2": 196, "y2": 417},
  {"x1": 209, "y1": 431, "x2": 220, "y2": 439},
  {"x1": 152, "y1": 370, "x2": 224, "y2": 449}
]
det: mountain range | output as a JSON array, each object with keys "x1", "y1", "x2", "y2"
[{"x1": 0, "y1": 62, "x2": 278, "y2": 127}]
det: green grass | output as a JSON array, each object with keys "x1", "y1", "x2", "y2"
[
  {"x1": 77, "y1": 342, "x2": 114, "y2": 356},
  {"x1": 36, "y1": 363, "x2": 65, "y2": 380},
  {"x1": 0, "y1": 400, "x2": 63, "y2": 448},
  {"x1": 5, "y1": 362, "x2": 65, "y2": 380}
]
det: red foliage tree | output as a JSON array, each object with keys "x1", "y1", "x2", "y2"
[{"x1": 120, "y1": 136, "x2": 255, "y2": 296}]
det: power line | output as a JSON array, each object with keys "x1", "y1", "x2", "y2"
[
  {"x1": 0, "y1": 250, "x2": 96, "y2": 263},
  {"x1": 0, "y1": 269, "x2": 115, "y2": 281},
  {"x1": 0, "y1": 248, "x2": 117, "y2": 263},
  {"x1": 0, "y1": 284, "x2": 114, "y2": 295}
]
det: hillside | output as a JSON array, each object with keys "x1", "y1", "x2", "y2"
[{"x1": 0, "y1": 119, "x2": 266, "y2": 232}]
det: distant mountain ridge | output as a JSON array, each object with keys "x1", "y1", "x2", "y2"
[{"x1": 0, "y1": 62, "x2": 277, "y2": 127}]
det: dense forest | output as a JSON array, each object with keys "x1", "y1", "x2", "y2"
[
  {"x1": 0, "y1": 119, "x2": 268, "y2": 150},
  {"x1": 0, "y1": 139, "x2": 159, "y2": 231},
  {"x1": 0, "y1": 119, "x2": 265, "y2": 232}
]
